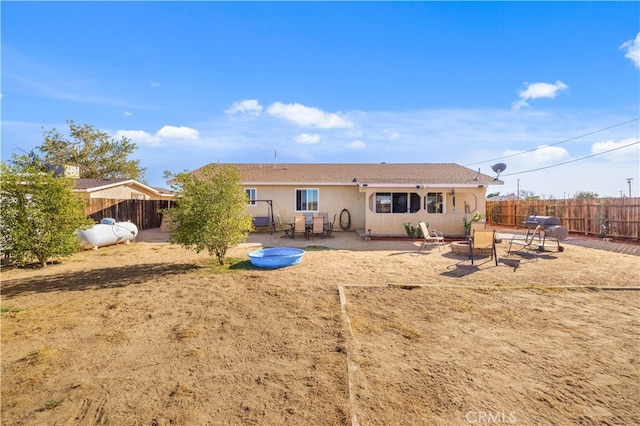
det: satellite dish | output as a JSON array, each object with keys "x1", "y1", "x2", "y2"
[
  {"x1": 492, "y1": 163, "x2": 507, "y2": 174},
  {"x1": 491, "y1": 163, "x2": 507, "y2": 180}
]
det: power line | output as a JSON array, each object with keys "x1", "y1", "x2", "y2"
[
  {"x1": 465, "y1": 117, "x2": 640, "y2": 167},
  {"x1": 500, "y1": 140, "x2": 640, "y2": 177}
]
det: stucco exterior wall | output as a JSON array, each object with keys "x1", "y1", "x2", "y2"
[
  {"x1": 246, "y1": 184, "x2": 488, "y2": 237},
  {"x1": 359, "y1": 186, "x2": 487, "y2": 237},
  {"x1": 245, "y1": 184, "x2": 365, "y2": 231}
]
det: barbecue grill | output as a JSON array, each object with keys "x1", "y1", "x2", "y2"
[{"x1": 524, "y1": 215, "x2": 568, "y2": 251}]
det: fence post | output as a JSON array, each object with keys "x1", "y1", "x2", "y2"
[{"x1": 583, "y1": 202, "x2": 589, "y2": 236}]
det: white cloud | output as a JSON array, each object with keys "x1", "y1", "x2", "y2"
[
  {"x1": 156, "y1": 125, "x2": 199, "y2": 140},
  {"x1": 344, "y1": 127, "x2": 363, "y2": 138},
  {"x1": 511, "y1": 99, "x2": 529, "y2": 111},
  {"x1": 346, "y1": 140, "x2": 366, "y2": 150},
  {"x1": 89, "y1": 108, "x2": 637, "y2": 197},
  {"x1": 591, "y1": 138, "x2": 640, "y2": 162},
  {"x1": 512, "y1": 81, "x2": 569, "y2": 110},
  {"x1": 295, "y1": 133, "x2": 321, "y2": 144},
  {"x1": 502, "y1": 145, "x2": 569, "y2": 165},
  {"x1": 150, "y1": 81, "x2": 160, "y2": 88},
  {"x1": 530, "y1": 145, "x2": 569, "y2": 163},
  {"x1": 620, "y1": 33, "x2": 640, "y2": 69},
  {"x1": 267, "y1": 102, "x2": 353, "y2": 129},
  {"x1": 123, "y1": 111, "x2": 132, "y2": 117},
  {"x1": 225, "y1": 99, "x2": 263, "y2": 116},
  {"x1": 520, "y1": 81, "x2": 569, "y2": 99},
  {"x1": 115, "y1": 130, "x2": 162, "y2": 147},
  {"x1": 115, "y1": 125, "x2": 199, "y2": 147}
]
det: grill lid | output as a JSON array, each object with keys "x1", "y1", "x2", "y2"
[{"x1": 525, "y1": 215, "x2": 562, "y2": 228}]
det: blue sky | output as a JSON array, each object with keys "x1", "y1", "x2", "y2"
[{"x1": 2, "y1": 1, "x2": 639, "y2": 198}]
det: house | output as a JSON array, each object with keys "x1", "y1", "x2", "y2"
[
  {"x1": 73, "y1": 178, "x2": 174, "y2": 201},
  {"x1": 186, "y1": 163, "x2": 503, "y2": 237},
  {"x1": 72, "y1": 178, "x2": 175, "y2": 229},
  {"x1": 46, "y1": 163, "x2": 174, "y2": 201}
]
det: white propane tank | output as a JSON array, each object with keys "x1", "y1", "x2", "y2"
[{"x1": 77, "y1": 220, "x2": 138, "y2": 250}]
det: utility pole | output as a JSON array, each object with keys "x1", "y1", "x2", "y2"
[{"x1": 627, "y1": 178, "x2": 633, "y2": 197}]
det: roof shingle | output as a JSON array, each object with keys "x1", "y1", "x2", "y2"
[
  {"x1": 192, "y1": 163, "x2": 502, "y2": 186},
  {"x1": 73, "y1": 178, "x2": 131, "y2": 190}
]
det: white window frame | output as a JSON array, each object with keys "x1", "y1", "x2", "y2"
[
  {"x1": 245, "y1": 188, "x2": 257, "y2": 206},
  {"x1": 375, "y1": 193, "x2": 392, "y2": 213},
  {"x1": 374, "y1": 192, "x2": 421, "y2": 213},
  {"x1": 295, "y1": 188, "x2": 319, "y2": 212},
  {"x1": 425, "y1": 192, "x2": 444, "y2": 214}
]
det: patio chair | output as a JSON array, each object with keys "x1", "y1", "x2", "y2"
[
  {"x1": 293, "y1": 215, "x2": 308, "y2": 240},
  {"x1": 317, "y1": 211, "x2": 329, "y2": 224},
  {"x1": 506, "y1": 225, "x2": 541, "y2": 261},
  {"x1": 311, "y1": 216, "x2": 325, "y2": 239},
  {"x1": 277, "y1": 214, "x2": 294, "y2": 239},
  {"x1": 418, "y1": 221, "x2": 445, "y2": 251},
  {"x1": 469, "y1": 229, "x2": 498, "y2": 266},
  {"x1": 324, "y1": 213, "x2": 337, "y2": 238}
]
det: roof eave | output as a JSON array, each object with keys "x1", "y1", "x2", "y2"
[
  {"x1": 73, "y1": 179, "x2": 169, "y2": 195},
  {"x1": 242, "y1": 181, "x2": 504, "y2": 187},
  {"x1": 242, "y1": 181, "x2": 357, "y2": 186}
]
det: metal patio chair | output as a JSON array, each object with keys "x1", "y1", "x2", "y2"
[
  {"x1": 418, "y1": 221, "x2": 445, "y2": 251},
  {"x1": 469, "y1": 229, "x2": 498, "y2": 266}
]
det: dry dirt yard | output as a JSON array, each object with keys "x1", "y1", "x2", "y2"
[{"x1": 1, "y1": 230, "x2": 639, "y2": 425}]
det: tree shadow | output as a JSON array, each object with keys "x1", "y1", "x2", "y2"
[
  {"x1": 1, "y1": 263, "x2": 203, "y2": 299},
  {"x1": 228, "y1": 260, "x2": 254, "y2": 270}
]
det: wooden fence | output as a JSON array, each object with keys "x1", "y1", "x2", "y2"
[
  {"x1": 486, "y1": 198, "x2": 640, "y2": 241},
  {"x1": 85, "y1": 197, "x2": 640, "y2": 239},
  {"x1": 84, "y1": 199, "x2": 174, "y2": 230}
]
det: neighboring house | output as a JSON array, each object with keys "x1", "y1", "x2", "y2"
[
  {"x1": 73, "y1": 178, "x2": 175, "y2": 229},
  {"x1": 187, "y1": 163, "x2": 503, "y2": 237},
  {"x1": 73, "y1": 178, "x2": 174, "y2": 201},
  {"x1": 47, "y1": 165, "x2": 174, "y2": 200}
]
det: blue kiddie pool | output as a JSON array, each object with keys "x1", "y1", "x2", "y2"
[{"x1": 247, "y1": 247, "x2": 305, "y2": 268}]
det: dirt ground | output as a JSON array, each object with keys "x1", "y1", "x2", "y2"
[{"x1": 1, "y1": 229, "x2": 639, "y2": 425}]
